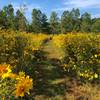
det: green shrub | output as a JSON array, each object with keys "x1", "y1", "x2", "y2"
[
  {"x1": 61, "y1": 34, "x2": 100, "y2": 82},
  {"x1": 0, "y1": 29, "x2": 48, "y2": 75}
]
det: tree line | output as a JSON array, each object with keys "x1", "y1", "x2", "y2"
[{"x1": 0, "y1": 4, "x2": 100, "y2": 33}]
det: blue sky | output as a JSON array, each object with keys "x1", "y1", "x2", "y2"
[{"x1": 0, "y1": 0, "x2": 100, "y2": 21}]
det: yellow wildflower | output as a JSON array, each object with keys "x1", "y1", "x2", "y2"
[
  {"x1": 14, "y1": 75, "x2": 33, "y2": 97},
  {"x1": 32, "y1": 47, "x2": 38, "y2": 51},
  {"x1": 2, "y1": 73, "x2": 17, "y2": 79},
  {"x1": 94, "y1": 54, "x2": 97, "y2": 58},
  {"x1": 94, "y1": 73, "x2": 98, "y2": 78},
  {"x1": 16, "y1": 72, "x2": 25, "y2": 80},
  {"x1": 0, "y1": 64, "x2": 12, "y2": 78},
  {"x1": 2, "y1": 96, "x2": 5, "y2": 100}
]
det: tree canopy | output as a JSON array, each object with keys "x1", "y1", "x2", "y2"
[{"x1": 0, "y1": 4, "x2": 100, "y2": 33}]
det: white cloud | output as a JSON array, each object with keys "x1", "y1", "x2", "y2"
[
  {"x1": 11, "y1": 2, "x2": 41, "y2": 13},
  {"x1": 64, "y1": 0, "x2": 100, "y2": 8},
  {"x1": 54, "y1": 0, "x2": 100, "y2": 11},
  {"x1": 10, "y1": 2, "x2": 41, "y2": 21},
  {"x1": 53, "y1": 7, "x2": 71, "y2": 11}
]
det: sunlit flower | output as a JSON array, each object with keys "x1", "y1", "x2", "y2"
[
  {"x1": 94, "y1": 54, "x2": 97, "y2": 58},
  {"x1": 32, "y1": 47, "x2": 39, "y2": 51},
  {"x1": 2, "y1": 73, "x2": 17, "y2": 79},
  {"x1": 0, "y1": 64, "x2": 12, "y2": 78},
  {"x1": 2, "y1": 96, "x2": 5, "y2": 100},
  {"x1": 14, "y1": 75, "x2": 33, "y2": 97},
  {"x1": 16, "y1": 72, "x2": 25, "y2": 80},
  {"x1": 94, "y1": 73, "x2": 98, "y2": 78}
]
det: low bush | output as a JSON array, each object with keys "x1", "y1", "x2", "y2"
[{"x1": 52, "y1": 33, "x2": 100, "y2": 82}]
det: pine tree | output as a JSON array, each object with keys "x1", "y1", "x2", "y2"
[
  {"x1": 49, "y1": 11, "x2": 60, "y2": 34},
  {"x1": 41, "y1": 13, "x2": 50, "y2": 34},
  {"x1": 91, "y1": 18, "x2": 100, "y2": 33},
  {"x1": 81, "y1": 12, "x2": 91, "y2": 32},
  {"x1": 0, "y1": 7, "x2": 8, "y2": 29},
  {"x1": 7, "y1": 4, "x2": 15, "y2": 30},
  {"x1": 15, "y1": 10, "x2": 27, "y2": 31},
  {"x1": 71, "y1": 8, "x2": 80, "y2": 32},
  {"x1": 61, "y1": 11, "x2": 73, "y2": 33},
  {"x1": 31, "y1": 9, "x2": 42, "y2": 33}
]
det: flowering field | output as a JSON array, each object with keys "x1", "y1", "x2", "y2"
[{"x1": 0, "y1": 29, "x2": 100, "y2": 100}]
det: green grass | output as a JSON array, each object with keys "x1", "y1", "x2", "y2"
[{"x1": 43, "y1": 40, "x2": 64, "y2": 59}]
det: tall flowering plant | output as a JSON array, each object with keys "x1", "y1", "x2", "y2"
[{"x1": 0, "y1": 64, "x2": 33, "y2": 99}]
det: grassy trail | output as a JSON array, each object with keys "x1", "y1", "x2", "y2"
[
  {"x1": 43, "y1": 39, "x2": 64, "y2": 59},
  {"x1": 34, "y1": 39, "x2": 66, "y2": 96}
]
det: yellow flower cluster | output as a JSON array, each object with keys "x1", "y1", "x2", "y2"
[
  {"x1": 79, "y1": 72, "x2": 98, "y2": 80},
  {"x1": 0, "y1": 64, "x2": 12, "y2": 79},
  {"x1": 63, "y1": 64, "x2": 68, "y2": 71},
  {"x1": 32, "y1": 47, "x2": 39, "y2": 51},
  {"x1": 0, "y1": 64, "x2": 33, "y2": 97},
  {"x1": 32, "y1": 33, "x2": 50, "y2": 48},
  {"x1": 52, "y1": 34, "x2": 66, "y2": 48},
  {"x1": 14, "y1": 72, "x2": 33, "y2": 97}
]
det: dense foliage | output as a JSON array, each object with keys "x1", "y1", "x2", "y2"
[
  {"x1": 0, "y1": 29, "x2": 100, "y2": 99},
  {"x1": 52, "y1": 34, "x2": 100, "y2": 82},
  {"x1": 0, "y1": 4, "x2": 100, "y2": 33}
]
